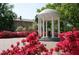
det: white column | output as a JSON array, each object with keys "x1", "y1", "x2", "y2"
[
  {"x1": 52, "y1": 17, "x2": 54, "y2": 38},
  {"x1": 43, "y1": 17, "x2": 45, "y2": 38},
  {"x1": 58, "y1": 17, "x2": 60, "y2": 35},
  {"x1": 39, "y1": 20, "x2": 41, "y2": 36},
  {"x1": 46, "y1": 21, "x2": 47, "y2": 37},
  {"x1": 38, "y1": 19, "x2": 40, "y2": 35}
]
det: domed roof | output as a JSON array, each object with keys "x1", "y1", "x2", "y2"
[
  {"x1": 39, "y1": 9, "x2": 58, "y2": 15},
  {"x1": 37, "y1": 9, "x2": 59, "y2": 21}
]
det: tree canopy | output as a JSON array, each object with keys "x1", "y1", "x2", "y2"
[
  {"x1": 0, "y1": 3, "x2": 17, "y2": 31},
  {"x1": 37, "y1": 3, "x2": 79, "y2": 32}
]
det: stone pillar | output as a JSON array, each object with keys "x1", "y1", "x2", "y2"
[
  {"x1": 38, "y1": 19, "x2": 40, "y2": 35},
  {"x1": 39, "y1": 20, "x2": 42, "y2": 36},
  {"x1": 43, "y1": 17, "x2": 45, "y2": 38},
  {"x1": 58, "y1": 17, "x2": 60, "y2": 35},
  {"x1": 52, "y1": 17, "x2": 54, "y2": 38},
  {"x1": 46, "y1": 21, "x2": 48, "y2": 37}
]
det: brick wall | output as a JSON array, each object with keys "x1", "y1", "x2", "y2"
[{"x1": 14, "y1": 20, "x2": 34, "y2": 31}]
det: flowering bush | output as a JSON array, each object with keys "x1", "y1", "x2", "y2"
[
  {"x1": 0, "y1": 32, "x2": 54, "y2": 55},
  {"x1": 57, "y1": 30, "x2": 79, "y2": 55},
  {"x1": 58, "y1": 30, "x2": 79, "y2": 41},
  {"x1": 1, "y1": 30, "x2": 79, "y2": 55},
  {"x1": 0, "y1": 31, "x2": 30, "y2": 38},
  {"x1": 16, "y1": 31, "x2": 30, "y2": 37},
  {"x1": 0, "y1": 31, "x2": 11, "y2": 38}
]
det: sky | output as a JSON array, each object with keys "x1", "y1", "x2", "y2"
[{"x1": 12, "y1": 3, "x2": 46, "y2": 20}]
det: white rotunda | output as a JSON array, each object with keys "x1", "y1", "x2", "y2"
[{"x1": 37, "y1": 9, "x2": 60, "y2": 40}]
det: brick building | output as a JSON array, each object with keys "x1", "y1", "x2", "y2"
[{"x1": 13, "y1": 18, "x2": 34, "y2": 31}]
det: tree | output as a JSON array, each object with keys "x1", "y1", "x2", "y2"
[
  {"x1": 37, "y1": 3, "x2": 79, "y2": 32},
  {"x1": 0, "y1": 3, "x2": 17, "y2": 31}
]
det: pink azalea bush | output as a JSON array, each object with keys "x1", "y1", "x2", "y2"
[
  {"x1": 0, "y1": 31, "x2": 30, "y2": 38},
  {"x1": 0, "y1": 31, "x2": 54, "y2": 55},
  {"x1": 57, "y1": 29, "x2": 79, "y2": 55},
  {"x1": 2, "y1": 29, "x2": 79, "y2": 55}
]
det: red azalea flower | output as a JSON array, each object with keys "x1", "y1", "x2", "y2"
[
  {"x1": 65, "y1": 31, "x2": 72, "y2": 38},
  {"x1": 21, "y1": 39, "x2": 26, "y2": 43},
  {"x1": 16, "y1": 42, "x2": 20, "y2": 46},
  {"x1": 11, "y1": 44, "x2": 14, "y2": 48},
  {"x1": 41, "y1": 51, "x2": 47, "y2": 55},
  {"x1": 54, "y1": 47, "x2": 59, "y2": 52},
  {"x1": 56, "y1": 42, "x2": 63, "y2": 50},
  {"x1": 50, "y1": 48, "x2": 53, "y2": 52},
  {"x1": 73, "y1": 31, "x2": 79, "y2": 38},
  {"x1": 58, "y1": 32, "x2": 66, "y2": 41},
  {"x1": 7, "y1": 49, "x2": 10, "y2": 52},
  {"x1": 50, "y1": 48, "x2": 54, "y2": 54},
  {"x1": 26, "y1": 32, "x2": 38, "y2": 42}
]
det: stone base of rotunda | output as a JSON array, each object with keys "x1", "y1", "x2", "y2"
[{"x1": 40, "y1": 37, "x2": 60, "y2": 42}]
